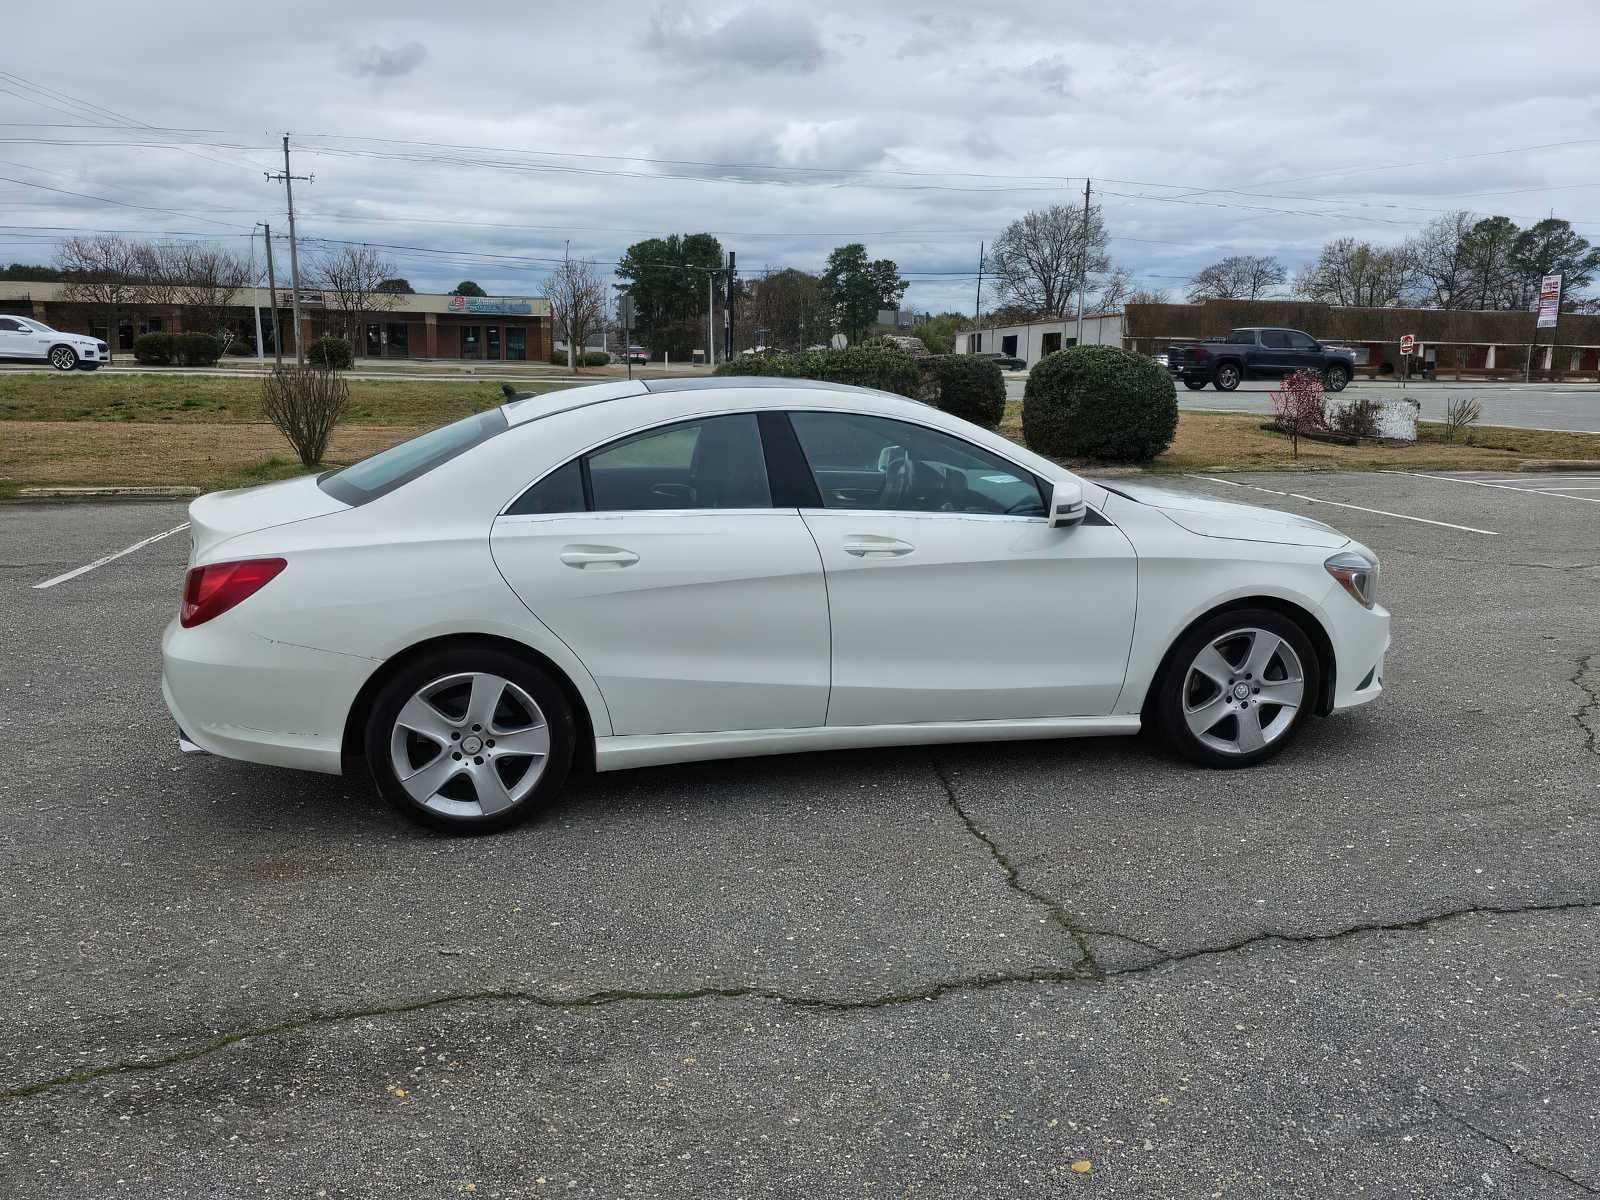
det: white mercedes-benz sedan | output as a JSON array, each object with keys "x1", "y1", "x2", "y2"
[{"x1": 162, "y1": 377, "x2": 1389, "y2": 833}]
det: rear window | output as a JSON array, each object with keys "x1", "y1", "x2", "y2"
[{"x1": 319, "y1": 408, "x2": 508, "y2": 506}]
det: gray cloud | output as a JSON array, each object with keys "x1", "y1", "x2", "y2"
[
  {"x1": 647, "y1": 4, "x2": 826, "y2": 73},
  {"x1": 342, "y1": 41, "x2": 427, "y2": 79}
]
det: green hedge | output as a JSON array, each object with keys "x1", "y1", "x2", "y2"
[
  {"x1": 307, "y1": 336, "x2": 353, "y2": 371},
  {"x1": 713, "y1": 345, "x2": 921, "y2": 398},
  {"x1": 175, "y1": 332, "x2": 222, "y2": 367},
  {"x1": 1022, "y1": 344, "x2": 1177, "y2": 462},
  {"x1": 132, "y1": 332, "x2": 174, "y2": 365},
  {"x1": 926, "y1": 355, "x2": 1005, "y2": 429}
]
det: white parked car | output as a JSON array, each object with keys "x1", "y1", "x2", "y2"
[
  {"x1": 0, "y1": 314, "x2": 108, "y2": 370},
  {"x1": 163, "y1": 378, "x2": 1389, "y2": 833}
]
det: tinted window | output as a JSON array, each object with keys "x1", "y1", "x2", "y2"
[
  {"x1": 1226, "y1": 330, "x2": 1257, "y2": 344},
  {"x1": 320, "y1": 408, "x2": 508, "y2": 506},
  {"x1": 0, "y1": 318, "x2": 22, "y2": 332},
  {"x1": 589, "y1": 414, "x2": 770, "y2": 511},
  {"x1": 506, "y1": 459, "x2": 584, "y2": 515},
  {"x1": 788, "y1": 411, "x2": 1044, "y2": 517},
  {"x1": 1287, "y1": 331, "x2": 1319, "y2": 350},
  {"x1": 1259, "y1": 329, "x2": 1290, "y2": 349}
]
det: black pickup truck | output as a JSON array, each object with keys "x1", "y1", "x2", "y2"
[{"x1": 1167, "y1": 327, "x2": 1355, "y2": 392}]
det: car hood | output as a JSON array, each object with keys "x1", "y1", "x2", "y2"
[
  {"x1": 188, "y1": 473, "x2": 347, "y2": 560},
  {"x1": 1104, "y1": 481, "x2": 1350, "y2": 549}
]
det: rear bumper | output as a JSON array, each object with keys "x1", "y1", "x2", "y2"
[{"x1": 161, "y1": 617, "x2": 375, "y2": 775}]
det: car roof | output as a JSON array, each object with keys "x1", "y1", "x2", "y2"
[{"x1": 501, "y1": 376, "x2": 916, "y2": 427}]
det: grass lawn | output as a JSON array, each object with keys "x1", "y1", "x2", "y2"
[{"x1": 2, "y1": 380, "x2": 1596, "y2": 496}]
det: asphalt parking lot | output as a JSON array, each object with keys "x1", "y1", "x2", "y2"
[{"x1": 2, "y1": 472, "x2": 1597, "y2": 1198}]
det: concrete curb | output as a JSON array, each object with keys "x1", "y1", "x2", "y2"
[{"x1": 15, "y1": 485, "x2": 201, "y2": 500}]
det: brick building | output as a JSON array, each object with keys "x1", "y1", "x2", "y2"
[{"x1": 0, "y1": 281, "x2": 553, "y2": 363}]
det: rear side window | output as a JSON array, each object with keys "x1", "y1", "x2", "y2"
[
  {"x1": 1226, "y1": 330, "x2": 1256, "y2": 344},
  {"x1": 320, "y1": 408, "x2": 508, "y2": 506}
]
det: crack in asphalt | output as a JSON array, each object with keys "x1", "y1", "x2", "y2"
[
  {"x1": 1429, "y1": 1098, "x2": 1600, "y2": 1196},
  {"x1": 4, "y1": 896, "x2": 1596, "y2": 1106},
  {"x1": 1573, "y1": 654, "x2": 1599, "y2": 758}
]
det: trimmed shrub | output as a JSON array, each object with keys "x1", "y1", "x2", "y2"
[
  {"x1": 307, "y1": 336, "x2": 353, "y2": 371},
  {"x1": 1329, "y1": 397, "x2": 1381, "y2": 439},
  {"x1": 1022, "y1": 344, "x2": 1178, "y2": 462},
  {"x1": 713, "y1": 345, "x2": 921, "y2": 398},
  {"x1": 926, "y1": 355, "x2": 1005, "y2": 429},
  {"x1": 174, "y1": 332, "x2": 222, "y2": 367},
  {"x1": 132, "y1": 332, "x2": 175, "y2": 365},
  {"x1": 582, "y1": 350, "x2": 611, "y2": 367}
]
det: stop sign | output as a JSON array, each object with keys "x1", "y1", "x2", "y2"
[{"x1": 1399, "y1": 334, "x2": 1416, "y2": 355}]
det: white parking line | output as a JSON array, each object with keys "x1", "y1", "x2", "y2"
[
  {"x1": 1184, "y1": 474, "x2": 1498, "y2": 535},
  {"x1": 32, "y1": 522, "x2": 190, "y2": 590},
  {"x1": 1389, "y1": 471, "x2": 1600, "y2": 505}
]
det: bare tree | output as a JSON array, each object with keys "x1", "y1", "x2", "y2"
[
  {"x1": 1126, "y1": 287, "x2": 1171, "y2": 305},
  {"x1": 543, "y1": 255, "x2": 608, "y2": 370},
  {"x1": 261, "y1": 365, "x2": 350, "y2": 466},
  {"x1": 1187, "y1": 254, "x2": 1287, "y2": 301},
  {"x1": 1298, "y1": 237, "x2": 1414, "y2": 307},
  {"x1": 988, "y1": 204, "x2": 1111, "y2": 317},
  {"x1": 167, "y1": 244, "x2": 254, "y2": 335},
  {"x1": 310, "y1": 244, "x2": 402, "y2": 347},
  {"x1": 1402, "y1": 211, "x2": 1477, "y2": 309},
  {"x1": 56, "y1": 234, "x2": 143, "y2": 360}
]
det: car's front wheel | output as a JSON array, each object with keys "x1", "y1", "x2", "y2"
[
  {"x1": 1324, "y1": 364, "x2": 1350, "y2": 391},
  {"x1": 365, "y1": 645, "x2": 575, "y2": 833},
  {"x1": 48, "y1": 345, "x2": 78, "y2": 371},
  {"x1": 1152, "y1": 608, "x2": 1320, "y2": 768}
]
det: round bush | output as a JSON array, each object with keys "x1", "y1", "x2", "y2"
[
  {"x1": 582, "y1": 350, "x2": 611, "y2": 367},
  {"x1": 132, "y1": 332, "x2": 174, "y2": 365},
  {"x1": 175, "y1": 332, "x2": 222, "y2": 367},
  {"x1": 307, "y1": 336, "x2": 353, "y2": 371},
  {"x1": 1022, "y1": 345, "x2": 1178, "y2": 462},
  {"x1": 927, "y1": 355, "x2": 1005, "y2": 429}
]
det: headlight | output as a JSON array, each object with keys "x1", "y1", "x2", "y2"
[{"x1": 1325, "y1": 550, "x2": 1378, "y2": 608}]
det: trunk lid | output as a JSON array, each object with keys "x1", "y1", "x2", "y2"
[{"x1": 187, "y1": 474, "x2": 348, "y2": 562}]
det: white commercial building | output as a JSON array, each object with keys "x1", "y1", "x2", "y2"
[{"x1": 954, "y1": 312, "x2": 1124, "y2": 366}]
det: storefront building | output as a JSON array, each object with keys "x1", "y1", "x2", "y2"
[{"x1": 0, "y1": 283, "x2": 553, "y2": 362}]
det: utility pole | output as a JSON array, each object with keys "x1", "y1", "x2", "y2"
[
  {"x1": 264, "y1": 136, "x2": 311, "y2": 364},
  {"x1": 260, "y1": 223, "x2": 282, "y2": 366},
  {"x1": 723, "y1": 251, "x2": 736, "y2": 363},
  {"x1": 707, "y1": 272, "x2": 715, "y2": 367},
  {"x1": 1075, "y1": 178, "x2": 1091, "y2": 348},
  {"x1": 973, "y1": 242, "x2": 984, "y2": 322}
]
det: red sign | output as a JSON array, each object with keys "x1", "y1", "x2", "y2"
[{"x1": 1399, "y1": 334, "x2": 1416, "y2": 355}]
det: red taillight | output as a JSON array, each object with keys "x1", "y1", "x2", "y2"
[{"x1": 180, "y1": 558, "x2": 287, "y2": 628}]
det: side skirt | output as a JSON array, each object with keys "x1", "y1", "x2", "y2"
[{"x1": 594, "y1": 715, "x2": 1142, "y2": 773}]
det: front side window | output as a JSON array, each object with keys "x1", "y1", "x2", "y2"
[
  {"x1": 0, "y1": 317, "x2": 23, "y2": 332},
  {"x1": 788, "y1": 411, "x2": 1044, "y2": 517},
  {"x1": 1259, "y1": 329, "x2": 1290, "y2": 349},
  {"x1": 1287, "y1": 331, "x2": 1319, "y2": 350},
  {"x1": 506, "y1": 414, "x2": 771, "y2": 516}
]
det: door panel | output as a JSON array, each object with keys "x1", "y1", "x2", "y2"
[
  {"x1": 802, "y1": 510, "x2": 1137, "y2": 725},
  {"x1": 0, "y1": 318, "x2": 34, "y2": 358},
  {"x1": 491, "y1": 511, "x2": 830, "y2": 735}
]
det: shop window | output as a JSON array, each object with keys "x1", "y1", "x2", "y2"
[
  {"x1": 505, "y1": 327, "x2": 527, "y2": 361},
  {"x1": 366, "y1": 324, "x2": 383, "y2": 357},
  {"x1": 117, "y1": 319, "x2": 135, "y2": 351},
  {"x1": 386, "y1": 322, "x2": 409, "y2": 357},
  {"x1": 461, "y1": 325, "x2": 481, "y2": 359}
]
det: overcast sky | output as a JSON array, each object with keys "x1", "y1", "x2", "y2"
[{"x1": 3, "y1": 0, "x2": 1598, "y2": 313}]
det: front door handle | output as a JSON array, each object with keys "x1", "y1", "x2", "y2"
[
  {"x1": 559, "y1": 545, "x2": 639, "y2": 569},
  {"x1": 843, "y1": 536, "x2": 915, "y2": 558}
]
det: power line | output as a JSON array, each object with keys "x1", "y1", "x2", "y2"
[{"x1": 0, "y1": 174, "x2": 251, "y2": 229}]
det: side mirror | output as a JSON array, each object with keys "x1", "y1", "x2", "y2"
[{"x1": 1048, "y1": 480, "x2": 1086, "y2": 528}]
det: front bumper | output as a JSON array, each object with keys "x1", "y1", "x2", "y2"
[
  {"x1": 161, "y1": 616, "x2": 376, "y2": 775},
  {"x1": 1323, "y1": 596, "x2": 1390, "y2": 712}
]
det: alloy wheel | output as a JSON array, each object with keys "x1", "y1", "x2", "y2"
[
  {"x1": 1181, "y1": 627, "x2": 1305, "y2": 756},
  {"x1": 50, "y1": 347, "x2": 76, "y2": 370},
  {"x1": 1216, "y1": 364, "x2": 1239, "y2": 389},
  {"x1": 388, "y1": 671, "x2": 550, "y2": 818}
]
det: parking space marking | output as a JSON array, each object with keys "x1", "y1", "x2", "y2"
[
  {"x1": 1390, "y1": 471, "x2": 1600, "y2": 505},
  {"x1": 1184, "y1": 475, "x2": 1499, "y2": 535},
  {"x1": 32, "y1": 522, "x2": 190, "y2": 590}
]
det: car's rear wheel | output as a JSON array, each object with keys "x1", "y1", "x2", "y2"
[
  {"x1": 1153, "y1": 608, "x2": 1320, "y2": 768},
  {"x1": 1182, "y1": 376, "x2": 1208, "y2": 391},
  {"x1": 48, "y1": 345, "x2": 78, "y2": 371},
  {"x1": 1324, "y1": 364, "x2": 1350, "y2": 391},
  {"x1": 364, "y1": 646, "x2": 575, "y2": 834},
  {"x1": 1213, "y1": 362, "x2": 1241, "y2": 391}
]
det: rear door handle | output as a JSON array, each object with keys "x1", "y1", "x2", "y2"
[
  {"x1": 843, "y1": 536, "x2": 915, "y2": 558},
  {"x1": 559, "y1": 545, "x2": 639, "y2": 569}
]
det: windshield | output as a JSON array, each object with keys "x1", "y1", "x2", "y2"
[{"x1": 318, "y1": 407, "x2": 509, "y2": 506}]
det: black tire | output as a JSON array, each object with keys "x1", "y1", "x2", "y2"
[
  {"x1": 364, "y1": 644, "x2": 576, "y2": 834},
  {"x1": 48, "y1": 345, "x2": 78, "y2": 372},
  {"x1": 1182, "y1": 376, "x2": 1208, "y2": 391},
  {"x1": 1151, "y1": 607, "x2": 1321, "y2": 769},
  {"x1": 1212, "y1": 362, "x2": 1241, "y2": 391},
  {"x1": 1324, "y1": 364, "x2": 1349, "y2": 392}
]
